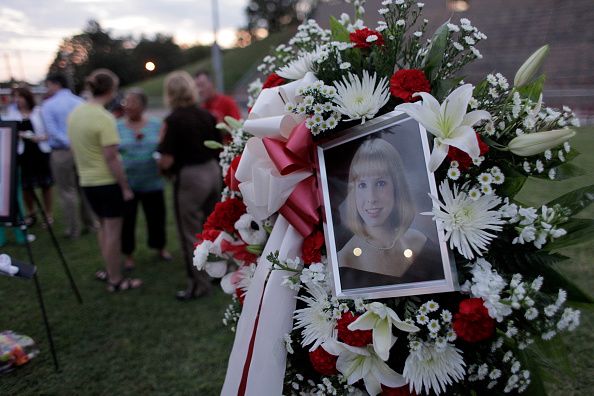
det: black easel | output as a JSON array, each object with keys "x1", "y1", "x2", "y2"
[{"x1": 30, "y1": 191, "x2": 82, "y2": 304}]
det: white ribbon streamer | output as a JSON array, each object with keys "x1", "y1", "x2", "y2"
[{"x1": 221, "y1": 216, "x2": 303, "y2": 396}]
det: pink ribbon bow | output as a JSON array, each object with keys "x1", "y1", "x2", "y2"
[{"x1": 262, "y1": 121, "x2": 320, "y2": 237}]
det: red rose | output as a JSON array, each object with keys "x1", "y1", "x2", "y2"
[
  {"x1": 336, "y1": 312, "x2": 373, "y2": 347},
  {"x1": 447, "y1": 133, "x2": 489, "y2": 170},
  {"x1": 262, "y1": 72, "x2": 286, "y2": 90},
  {"x1": 203, "y1": 198, "x2": 246, "y2": 233},
  {"x1": 224, "y1": 155, "x2": 242, "y2": 191},
  {"x1": 389, "y1": 69, "x2": 431, "y2": 102},
  {"x1": 309, "y1": 346, "x2": 338, "y2": 376},
  {"x1": 382, "y1": 385, "x2": 416, "y2": 396},
  {"x1": 302, "y1": 230, "x2": 325, "y2": 265},
  {"x1": 453, "y1": 298, "x2": 495, "y2": 343},
  {"x1": 350, "y1": 28, "x2": 385, "y2": 49}
]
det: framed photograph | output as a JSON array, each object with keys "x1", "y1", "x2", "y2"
[
  {"x1": 0, "y1": 121, "x2": 18, "y2": 224},
  {"x1": 316, "y1": 111, "x2": 458, "y2": 299}
]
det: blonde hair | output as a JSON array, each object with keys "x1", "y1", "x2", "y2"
[
  {"x1": 345, "y1": 138, "x2": 415, "y2": 239},
  {"x1": 164, "y1": 71, "x2": 197, "y2": 109}
]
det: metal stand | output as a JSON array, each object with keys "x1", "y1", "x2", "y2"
[{"x1": 30, "y1": 190, "x2": 82, "y2": 304}]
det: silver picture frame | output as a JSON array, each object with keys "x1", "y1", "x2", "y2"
[{"x1": 316, "y1": 111, "x2": 458, "y2": 299}]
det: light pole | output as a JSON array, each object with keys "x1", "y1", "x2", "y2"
[{"x1": 211, "y1": 0, "x2": 224, "y2": 92}]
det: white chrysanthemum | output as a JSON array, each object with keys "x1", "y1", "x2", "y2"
[
  {"x1": 332, "y1": 70, "x2": 390, "y2": 123},
  {"x1": 234, "y1": 213, "x2": 267, "y2": 245},
  {"x1": 403, "y1": 342, "x2": 465, "y2": 395},
  {"x1": 277, "y1": 51, "x2": 318, "y2": 80},
  {"x1": 466, "y1": 259, "x2": 512, "y2": 321},
  {"x1": 429, "y1": 181, "x2": 504, "y2": 259},
  {"x1": 294, "y1": 282, "x2": 336, "y2": 351}
]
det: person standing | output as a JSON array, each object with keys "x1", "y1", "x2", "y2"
[
  {"x1": 159, "y1": 71, "x2": 222, "y2": 300},
  {"x1": 5, "y1": 86, "x2": 53, "y2": 226},
  {"x1": 68, "y1": 69, "x2": 141, "y2": 292},
  {"x1": 194, "y1": 70, "x2": 241, "y2": 123},
  {"x1": 117, "y1": 88, "x2": 171, "y2": 270},
  {"x1": 41, "y1": 73, "x2": 96, "y2": 238}
]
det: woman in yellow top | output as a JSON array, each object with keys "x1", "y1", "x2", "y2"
[{"x1": 67, "y1": 69, "x2": 141, "y2": 292}]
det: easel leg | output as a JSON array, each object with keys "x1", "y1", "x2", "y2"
[
  {"x1": 18, "y1": 209, "x2": 60, "y2": 372},
  {"x1": 32, "y1": 272, "x2": 60, "y2": 372},
  {"x1": 31, "y1": 190, "x2": 83, "y2": 304}
]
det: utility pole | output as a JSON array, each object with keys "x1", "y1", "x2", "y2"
[
  {"x1": 4, "y1": 53, "x2": 14, "y2": 81},
  {"x1": 211, "y1": 0, "x2": 224, "y2": 92}
]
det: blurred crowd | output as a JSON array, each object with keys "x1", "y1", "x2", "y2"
[{"x1": 1, "y1": 68, "x2": 241, "y2": 300}]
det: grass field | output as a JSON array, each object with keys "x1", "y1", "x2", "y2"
[{"x1": 0, "y1": 129, "x2": 592, "y2": 395}]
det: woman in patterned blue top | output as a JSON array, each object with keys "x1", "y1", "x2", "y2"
[{"x1": 118, "y1": 88, "x2": 171, "y2": 270}]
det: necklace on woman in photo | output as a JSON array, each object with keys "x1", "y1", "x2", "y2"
[{"x1": 364, "y1": 229, "x2": 399, "y2": 251}]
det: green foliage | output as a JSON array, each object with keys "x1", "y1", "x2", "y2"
[
  {"x1": 517, "y1": 75, "x2": 546, "y2": 102},
  {"x1": 423, "y1": 21, "x2": 449, "y2": 83},
  {"x1": 547, "y1": 184, "x2": 594, "y2": 215},
  {"x1": 329, "y1": 16, "x2": 350, "y2": 43},
  {"x1": 545, "y1": 218, "x2": 594, "y2": 253},
  {"x1": 245, "y1": 0, "x2": 304, "y2": 34},
  {"x1": 499, "y1": 165, "x2": 528, "y2": 198}
]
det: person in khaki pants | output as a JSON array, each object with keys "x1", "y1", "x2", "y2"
[{"x1": 41, "y1": 73, "x2": 97, "y2": 238}]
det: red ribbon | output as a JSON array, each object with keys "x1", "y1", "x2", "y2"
[{"x1": 262, "y1": 121, "x2": 320, "y2": 237}]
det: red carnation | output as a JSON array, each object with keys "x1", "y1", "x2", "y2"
[
  {"x1": 447, "y1": 133, "x2": 489, "y2": 170},
  {"x1": 453, "y1": 298, "x2": 495, "y2": 343},
  {"x1": 220, "y1": 239, "x2": 258, "y2": 264},
  {"x1": 309, "y1": 346, "x2": 338, "y2": 376},
  {"x1": 195, "y1": 229, "x2": 221, "y2": 245},
  {"x1": 382, "y1": 385, "x2": 417, "y2": 396},
  {"x1": 262, "y1": 72, "x2": 286, "y2": 90},
  {"x1": 390, "y1": 69, "x2": 431, "y2": 103},
  {"x1": 336, "y1": 312, "x2": 373, "y2": 347},
  {"x1": 224, "y1": 155, "x2": 242, "y2": 191},
  {"x1": 302, "y1": 230, "x2": 325, "y2": 265},
  {"x1": 203, "y1": 198, "x2": 246, "y2": 233},
  {"x1": 350, "y1": 28, "x2": 385, "y2": 49}
]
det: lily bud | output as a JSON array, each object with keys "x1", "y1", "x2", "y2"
[
  {"x1": 514, "y1": 45, "x2": 549, "y2": 87},
  {"x1": 508, "y1": 128, "x2": 575, "y2": 156}
]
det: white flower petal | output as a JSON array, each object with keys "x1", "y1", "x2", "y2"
[
  {"x1": 462, "y1": 109, "x2": 490, "y2": 126},
  {"x1": 443, "y1": 125, "x2": 480, "y2": 158},
  {"x1": 372, "y1": 318, "x2": 392, "y2": 361},
  {"x1": 428, "y1": 140, "x2": 450, "y2": 172}
]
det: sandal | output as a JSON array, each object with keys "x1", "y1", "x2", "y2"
[
  {"x1": 95, "y1": 270, "x2": 108, "y2": 282},
  {"x1": 107, "y1": 278, "x2": 142, "y2": 292}
]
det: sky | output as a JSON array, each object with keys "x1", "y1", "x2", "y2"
[{"x1": 0, "y1": 0, "x2": 249, "y2": 83}]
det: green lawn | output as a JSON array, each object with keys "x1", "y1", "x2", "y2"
[{"x1": 0, "y1": 129, "x2": 592, "y2": 395}]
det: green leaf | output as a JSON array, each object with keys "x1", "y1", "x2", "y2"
[
  {"x1": 204, "y1": 140, "x2": 224, "y2": 150},
  {"x1": 246, "y1": 244, "x2": 264, "y2": 255},
  {"x1": 329, "y1": 16, "x2": 350, "y2": 42},
  {"x1": 531, "y1": 163, "x2": 586, "y2": 181},
  {"x1": 538, "y1": 263, "x2": 593, "y2": 303},
  {"x1": 499, "y1": 165, "x2": 528, "y2": 198},
  {"x1": 423, "y1": 21, "x2": 449, "y2": 82},
  {"x1": 548, "y1": 184, "x2": 594, "y2": 215},
  {"x1": 224, "y1": 116, "x2": 244, "y2": 130},
  {"x1": 517, "y1": 74, "x2": 546, "y2": 102},
  {"x1": 433, "y1": 77, "x2": 463, "y2": 101},
  {"x1": 518, "y1": 349, "x2": 549, "y2": 396},
  {"x1": 545, "y1": 218, "x2": 594, "y2": 252}
]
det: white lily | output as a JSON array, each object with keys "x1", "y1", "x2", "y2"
[
  {"x1": 507, "y1": 128, "x2": 576, "y2": 156},
  {"x1": 514, "y1": 44, "x2": 549, "y2": 87},
  {"x1": 396, "y1": 84, "x2": 491, "y2": 172},
  {"x1": 348, "y1": 302, "x2": 419, "y2": 361},
  {"x1": 336, "y1": 343, "x2": 407, "y2": 396}
]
